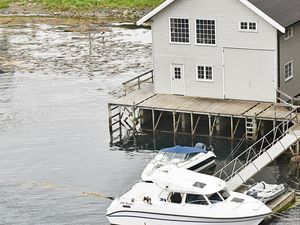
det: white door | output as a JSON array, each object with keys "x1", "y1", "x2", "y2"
[
  {"x1": 171, "y1": 64, "x2": 185, "y2": 95},
  {"x1": 223, "y1": 48, "x2": 275, "y2": 102}
]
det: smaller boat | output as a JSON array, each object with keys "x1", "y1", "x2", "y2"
[
  {"x1": 142, "y1": 143, "x2": 216, "y2": 181},
  {"x1": 246, "y1": 181, "x2": 289, "y2": 202}
]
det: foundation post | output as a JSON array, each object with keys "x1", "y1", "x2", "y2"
[
  {"x1": 230, "y1": 116, "x2": 234, "y2": 139},
  {"x1": 108, "y1": 104, "x2": 113, "y2": 144}
]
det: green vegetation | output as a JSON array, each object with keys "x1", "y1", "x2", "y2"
[
  {"x1": 39, "y1": 0, "x2": 164, "y2": 9},
  {"x1": 0, "y1": 0, "x2": 9, "y2": 9},
  {"x1": 0, "y1": 0, "x2": 164, "y2": 10}
]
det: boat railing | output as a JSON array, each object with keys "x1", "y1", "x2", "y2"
[
  {"x1": 213, "y1": 108, "x2": 299, "y2": 183},
  {"x1": 117, "y1": 180, "x2": 140, "y2": 198}
]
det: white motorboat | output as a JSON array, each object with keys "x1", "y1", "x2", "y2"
[
  {"x1": 107, "y1": 165, "x2": 272, "y2": 225},
  {"x1": 142, "y1": 143, "x2": 216, "y2": 181},
  {"x1": 246, "y1": 181, "x2": 289, "y2": 202}
]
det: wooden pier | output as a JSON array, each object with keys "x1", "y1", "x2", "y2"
[
  {"x1": 108, "y1": 70, "x2": 295, "y2": 144},
  {"x1": 108, "y1": 71, "x2": 298, "y2": 145}
]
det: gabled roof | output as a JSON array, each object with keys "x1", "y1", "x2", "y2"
[
  {"x1": 137, "y1": 0, "x2": 285, "y2": 33},
  {"x1": 249, "y1": 0, "x2": 300, "y2": 27}
]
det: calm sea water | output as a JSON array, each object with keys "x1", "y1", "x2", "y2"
[{"x1": 0, "y1": 23, "x2": 299, "y2": 225}]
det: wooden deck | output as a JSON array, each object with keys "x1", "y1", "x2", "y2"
[{"x1": 111, "y1": 84, "x2": 291, "y2": 120}]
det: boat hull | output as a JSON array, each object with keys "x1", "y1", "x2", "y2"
[{"x1": 107, "y1": 211, "x2": 268, "y2": 225}]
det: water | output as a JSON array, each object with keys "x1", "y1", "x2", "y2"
[{"x1": 0, "y1": 22, "x2": 299, "y2": 225}]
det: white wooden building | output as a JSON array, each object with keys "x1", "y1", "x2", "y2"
[{"x1": 137, "y1": 0, "x2": 300, "y2": 103}]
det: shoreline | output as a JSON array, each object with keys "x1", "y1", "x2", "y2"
[{"x1": 0, "y1": 2, "x2": 150, "y2": 25}]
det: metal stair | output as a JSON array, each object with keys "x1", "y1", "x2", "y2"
[{"x1": 214, "y1": 109, "x2": 300, "y2": 191}]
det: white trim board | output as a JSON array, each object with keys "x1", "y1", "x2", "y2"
[
  {"x1": 137, "y1": 0, "x2": 175, "y2": 26},
  {"x1": 136, "y1": 0, "x2": 285, "y2": 33}
]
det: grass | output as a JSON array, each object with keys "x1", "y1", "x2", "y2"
[
  {"x1": 0, "y1": 0, "x2": 9, "y2": 9},
  {"x1": 0, "y1": 0, "x2": 164, "y2": 10}
]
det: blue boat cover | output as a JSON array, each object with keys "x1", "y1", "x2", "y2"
[{"x1": 160, "y1": 145, "x2": 207, "y2": 154}]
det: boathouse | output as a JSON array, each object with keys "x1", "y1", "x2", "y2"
[
  {"x1": 108, "y1": 0, "x2": 300, "y2": 145},
  {"x1": 136, "y1": 0, "x2": 300, "y2": 102}
]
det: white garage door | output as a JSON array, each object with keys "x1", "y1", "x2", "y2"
[{"x1": 224, "y1": 48, "x2": 275, "y2": 102}]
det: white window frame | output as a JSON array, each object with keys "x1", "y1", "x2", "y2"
[
  {"x1": 284, "y1": 60, "x2": 294, "y2": 82},
  {"x1": 284, "y1": 27, "x2": 293, "y2": 40},
  {"x1": 196, "y1": 65, "x2": 214, "y2": 82},
  {"x1": 239, "y1": 21, "x2": 258, "y2": 32},
  {"x1": 195, "y1": 19, "x2": 217, "y2": 46},
  {"x1": 169, "y1": 17, "x2": 191, "y2": 45}
]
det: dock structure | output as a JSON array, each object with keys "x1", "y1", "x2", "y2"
[
  {"x1": 108, "y1": 71, "x2": 297, "y2": 145},
  {"x1": 214, "y1": 114, "x2": 300, "y2": 191}
]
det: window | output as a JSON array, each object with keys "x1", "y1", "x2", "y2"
[
  {"x1": 240, "y1": 22, "x2": 257, "y2": 32},
  {"x1": 170, "y1": 18, "x2": 190, "y2": 43},
  {"x1": 249, "y1": 22, "x2": 257, "y2": 30},
  {"x1": 285, "y1": 27, "x2": 293, "y2": 40},
  {"x1": 174, "y1": 66, "x2": 182, "y2": 79},
  {"x1": 196, "y1": 19, "x2": 216, "y2": 45},
  {"x1": 197, "y1": 66, "x2": 213, "y2": 81},
  {"x1": 284, "y1": 61, "x2": 294, "y2": 81},
  {"x1": 185, "y1": 194, "x2": 209, "y2": 205},
  {"x1": 169, "y1": 192, "x2": 183, "y2": 204},
  {"x1": 219, "y1": 189, "x2": 230, "y2": 200},
  {"x1": 207, "y1": 192, "x2": 223, "y2": 204},
  {"x1": 240, "y1": 22, "x2": 248, "y2": 30}
]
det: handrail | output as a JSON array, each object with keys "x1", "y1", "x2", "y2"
[
  {"x1": 123, "y1": 69, "x2": 154, "y2": 95},
  {"x1": 214, "y1": 108, "x2": 299, "y2": 182},
  {"x1": 277, "y1": 89, "x2": 300, "y2": 107}
]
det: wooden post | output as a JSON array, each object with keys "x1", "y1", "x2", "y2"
[
  {"x1": 108, "y1": 104, "x2": 113, "y2": 144},
  {"x1": 208, "y1": 114, "x2": 212, "y2": 136},
  {"x1": 190, "y1": 112, "x2": 194, "y2": 135},
  {"x1": 230, "y1": 116, "x2": 234, "y2": 139},
  {"x1": 152, "y1": 108, "x2": 155, "y2": 131},
  {"x1": 119, "y1": 106, "x2": 122, "y2": 142},
  {"x1": 173, "y1": 110, "x2": 176, "y2": 145}
]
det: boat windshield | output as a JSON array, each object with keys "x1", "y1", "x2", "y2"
[
  {"x1": 185, "y1": 194, "x2": 209, "y2": 205},
  {"x1": 161, "y1": 152, "x2": 187, "y2": 162},
  {"x1": 185, "y1": 153, "x2": 199, "y2": 160},
  {"x1": 207, "y1": 192, "x2": 223, "y2": 204}
]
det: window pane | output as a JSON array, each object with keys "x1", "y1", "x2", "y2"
[
  {"x1": 207, "y1": 192, "x2": 223, "y2": 204},
  {"x1": 285, "y1": 62, "x2": 293, "y2": 80},
  {"x1": 197, "y1": 66, "x2": 205, "y2": 79},
  {"x1": 186, "y1": 194, "x2": 208, "y2": 205},
  {"x1": 196, "y1": 19, "x2": 216, "y2": 45},
  {"x1": 240, "y1": 22, "x2": 248, "y2": 30},
  {"x1": 169, "y1": 192, "x2": 183, "y2": 204},
  {"x1": 249, "y1": 22, "x2": 256, "y2": 30},
  {"x1": 174, "y1": 67, "x2": 181, "y2": 79},
  {"x1": 205, "y1": 66, "x2": 213, "y2": 80},
  {"x1": 170, "y1": 18, "x2": 190, "y2": 43}
]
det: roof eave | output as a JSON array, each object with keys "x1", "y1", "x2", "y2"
[
  {"x1": 240, "y1": 0, "x2": 286, "y2": 33},
  {"x1": 136, "y1": 0, "x2": 175, "y2": 26}
]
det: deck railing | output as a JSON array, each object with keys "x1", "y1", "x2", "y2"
[
  {"x1": 123, "y1": 69, "x2": 153, "y2": 96},
  {"x1": 213, "y1": 108, "x2": 299, "y2": 182},
  {"x1": 277, "y1": 89, "x2": 300, "y2": 107}
]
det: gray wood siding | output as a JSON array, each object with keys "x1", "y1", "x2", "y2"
[
  {"x1": 279, "y1": 22, "x2": 300, "y2": 98},
  {"x1": 151, "y1": 0, "x2": 278, "y2": 101}
]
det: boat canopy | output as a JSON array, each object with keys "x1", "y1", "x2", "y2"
[{"x1": 160, "y1": 145, "x2": 207, "y2": 154}]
